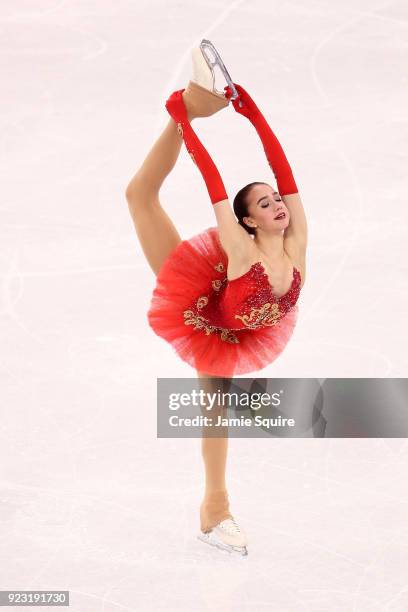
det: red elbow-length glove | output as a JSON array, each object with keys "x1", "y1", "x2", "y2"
[
  {"x1": 224, "y1": 83, "x2": 298, "y2": 196},
  {"x1": 165, "y1": 89, "x2": 228, "y2": 205}
]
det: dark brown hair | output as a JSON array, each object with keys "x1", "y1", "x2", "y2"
[{"x1": 233, "y1": 181, "x2": 267, "y2": 235}]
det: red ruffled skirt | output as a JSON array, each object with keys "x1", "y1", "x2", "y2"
[{"x1": 147, "y1": 226, "x2": 299, "y2": 377}]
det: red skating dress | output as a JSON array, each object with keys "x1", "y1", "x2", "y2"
[{"x1": 147, "y1": 226, "x2": 302, "y2": 377}]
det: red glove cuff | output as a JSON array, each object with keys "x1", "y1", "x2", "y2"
[
  {"x1": 176, "y1": 120, "x2": 228, "y2": 205},
  {"x1": 165, "y1": 90, "x2": 228, "y2": 205}
]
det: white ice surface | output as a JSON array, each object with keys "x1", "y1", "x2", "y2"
[{"x1": 1, "y1": 0, "x2": 408, "y2": 610}]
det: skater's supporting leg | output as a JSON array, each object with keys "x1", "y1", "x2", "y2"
[
  {"x1": 202, "y1": 436, "x2": 228, "y2": 493},
  {"x1": 200, "y1": 435, "x2": 233, "y2": 532},
  {"x1": 197, "y1": 371, "x2": 233, "y2": 533}
]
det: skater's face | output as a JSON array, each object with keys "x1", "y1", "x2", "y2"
[{"x1": 243, "y1": 184, "x2": 289, "y2": 233}]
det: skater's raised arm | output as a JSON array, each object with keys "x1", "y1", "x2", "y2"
[
  {"x1": 165, "y1": 89, "x2": 253, "y2": 255},
  {"x1": 224, "y1": 83, "x2": 298, "y2": 196},
  {"x1": 225, "y1": 83, "x2": 308, "y2": 247}
]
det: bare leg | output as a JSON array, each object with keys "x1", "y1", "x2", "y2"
[
  {"x1": 196, "y1": 370, "x2": 233, "y2": 533},
  {"x1": 125, "y1": 113, "x2": 194, "y2": 276},
  {"x1": 125, "y1": 83, "x2": 228, "y2": 276}
]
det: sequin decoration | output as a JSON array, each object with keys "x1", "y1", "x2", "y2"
[
  {"x1": 211, "y1": 261, "x2": 227, "y2": 292},
  {"x1": 212, "y1": 279, "x2": 223, "y2": 291},
  {"x1": 196, "y1": 296, "x2": 208, "y2": 310},
  {"x1": 176, "y1": 122, "x2": 183, "y2": 137}
]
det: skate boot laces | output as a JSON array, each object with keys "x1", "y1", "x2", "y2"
[{"x1": 218, "y1": 516, "x2": 242, "y2": 535}]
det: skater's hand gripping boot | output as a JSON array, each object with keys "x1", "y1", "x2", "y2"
[
  {"x1": 165, "y1": 89, "x2": 229, "y2": 205},
  {"x1": 224, "y1": 83, "x2": 260, "y2": 120}
]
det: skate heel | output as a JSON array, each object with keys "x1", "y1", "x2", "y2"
[
  {"x1": 199, "y1": 489, "x2": 232, "y2": 533},
  {"x1": 182, "y1": 80, "x2": 229, "y2": 118}
]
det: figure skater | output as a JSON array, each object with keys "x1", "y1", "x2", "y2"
[{"x1": 125, "y1": 41, "x2": 308, "y2": 555}]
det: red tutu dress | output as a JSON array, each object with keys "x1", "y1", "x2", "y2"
[{"x1": 147, "y1": 226, "x2": 301, "y2": 377}]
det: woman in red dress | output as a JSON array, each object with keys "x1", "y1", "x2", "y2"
[{"x1": 125, "y1": 43, "x2": 308, "y2": 554}]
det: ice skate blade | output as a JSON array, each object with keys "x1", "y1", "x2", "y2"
[
  {"x1": 197, "y1": 532, "x2": 248, "y2": 557},
  {"x1": 199, "y1": 39, "x2": 240, "y2": 103}
]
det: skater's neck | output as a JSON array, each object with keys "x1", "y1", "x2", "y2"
[{"x1": 253, "y1": 232, "x2": 285, "y2": 262}]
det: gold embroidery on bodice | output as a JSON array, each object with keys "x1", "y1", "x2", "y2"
[
  {"x1": 182, "y1": 259, "x2": 289, "y2": 342},
  {"x1": 234, "y1": 302, "x2": 281, "y2": 329},
  {"x1": 183, "y1": 261, "x2": 239, "y2": 343}
]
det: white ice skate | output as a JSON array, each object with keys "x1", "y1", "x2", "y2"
[
  {"x1": 190, "y1": 39, "x2": 241, "y2": 107},
  {"x1": 183, "y1": 40, "x2": 233, "y2": 118},
  {"x1": 197, "y1": 516, "x2": 248, "y2": 556}
]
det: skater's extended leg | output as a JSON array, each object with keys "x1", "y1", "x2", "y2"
[
  {"x1": 125, "y1": 115, "x2": 191, "y2": 275},
  {"x1": 125, "y1": 77, "x2": 228, "y2": 276},
  {"x1": 126, "y1": 75, "x2": 227, "y2": 198}
]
